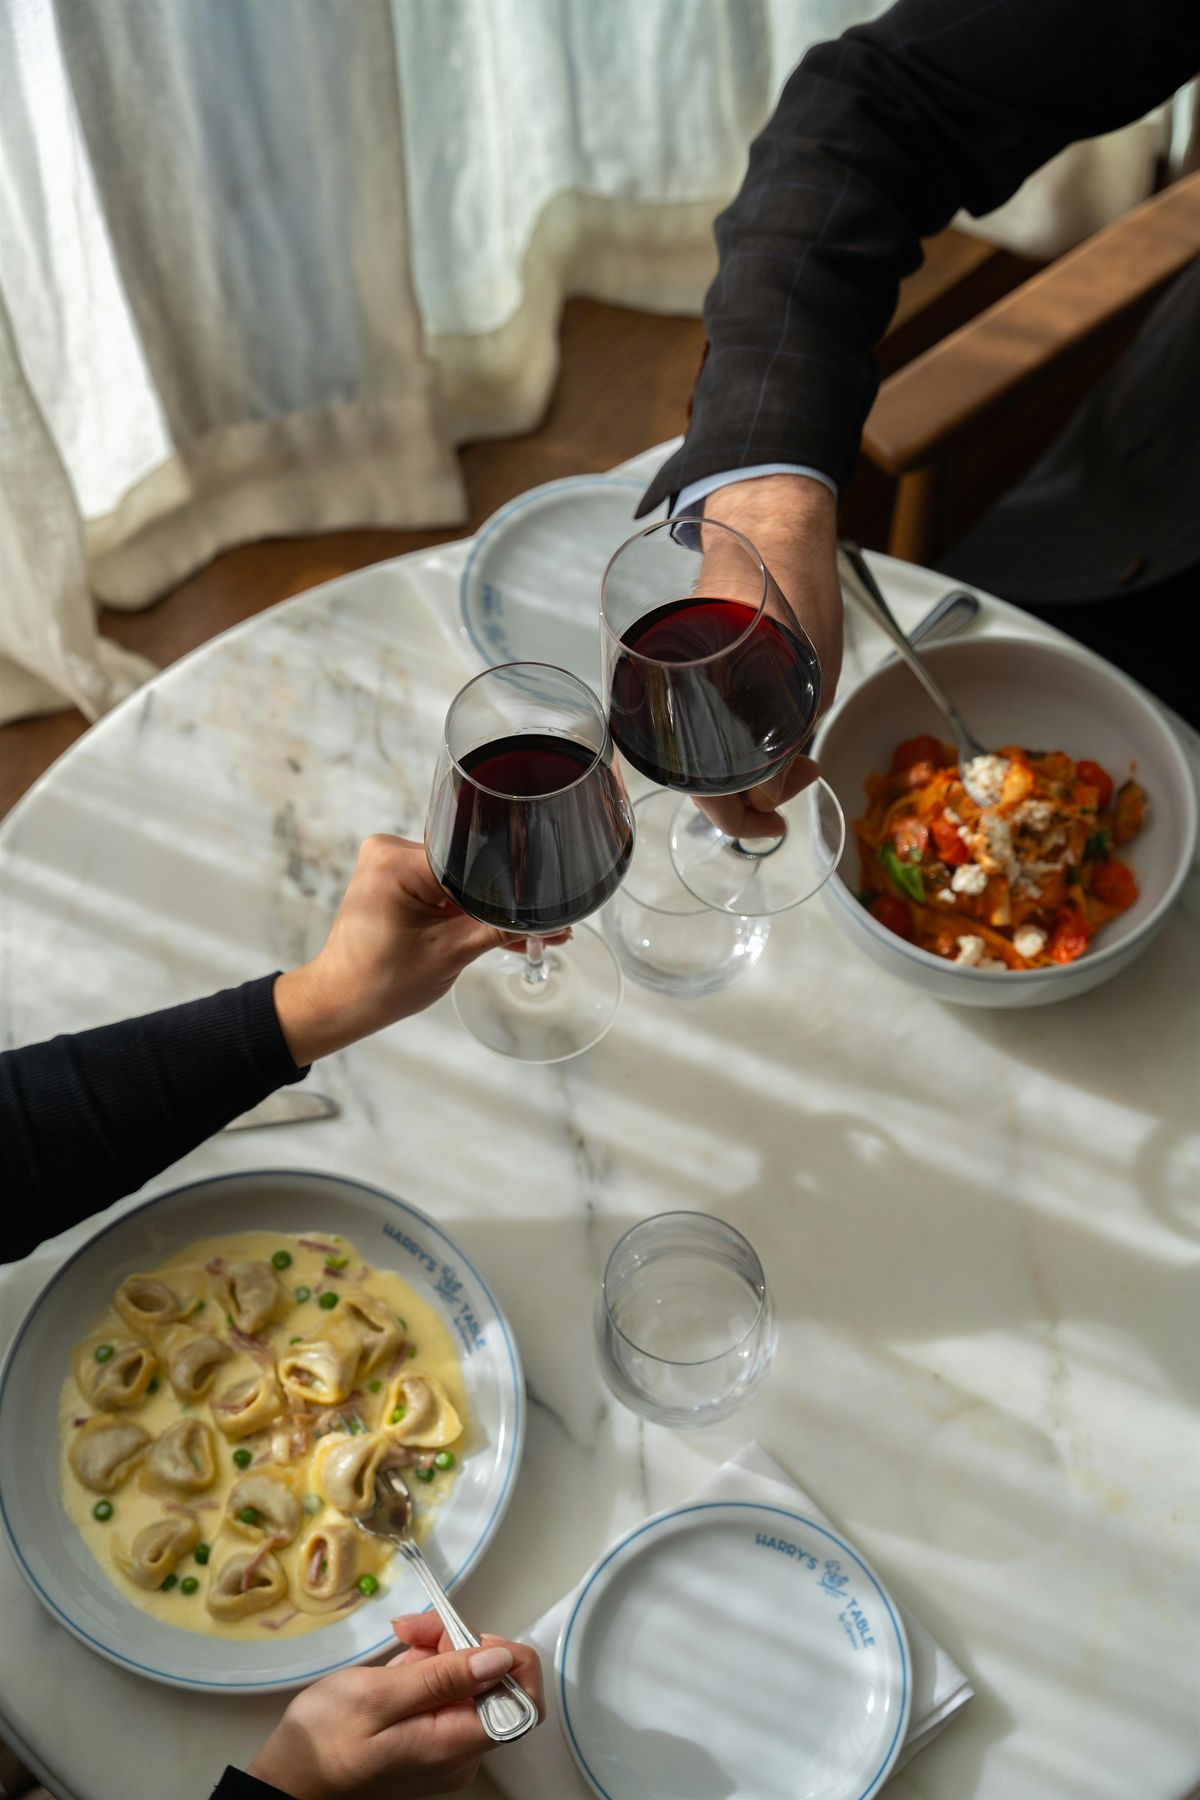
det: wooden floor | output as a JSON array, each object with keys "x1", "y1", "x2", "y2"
[{"x1": 0, "y1": 230, "x2": 1034, "y2": 819}]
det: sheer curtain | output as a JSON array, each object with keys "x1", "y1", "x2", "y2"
[
  {"x1": 0, "y1": 0, "x2": 462, "y2": 724},
  {"x1": 0, "y1": 0, "x2": 1184, "y2": 725}
]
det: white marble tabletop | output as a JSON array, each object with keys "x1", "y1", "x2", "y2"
[{"x1": 1, "y1": 445, "x2": 1197, "y2": 1800}]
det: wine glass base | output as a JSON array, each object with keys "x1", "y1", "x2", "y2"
[
  {"x1": 451, "y1": 923, "x2": 623, "y2": 1062},
  {"x1": 670, "y1": 777, "x2": 846, "y2": 916}
]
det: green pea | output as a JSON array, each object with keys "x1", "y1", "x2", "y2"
[
  {"x1": 147, "y1": 1377, "x2": 160, "y2": 1394},
  {"x1": 233, "y1": 1448, "x2": 253, "y2": 1469},
  {"x1": 318, "y1": 1291, "x2": 338, "y2": 1311},
  {"x1": 407, "y1": 1344, "x2": 418, "y2": 1359},
  {"x1": 237, "y1": 1507, "x2": 260, "y2": 1527},
  {"x1": 357, "y1": 1573, "x2": 379, "y2": 1596},
  {"x1": 293, "y1": 1286, "x2": 311, "y2": 1303},
  {"x1": 302, "y1": 1494, "x2": 321, "y2": 1515},
  {"x1": 180, "y1": 1576, "x2": 199, "y2": 1595},
  {"x1": 415, "y1": 1465, "x2": 435, "y2": 1484},
  {"x1": 368, "y1": 1379, "x2": 382, "y2": 1394},
  {"x1": 93, "y1": 1344, "x2": 115, "y2": 1364},
  {"x1": 390, "y1": 1406, "x2": 406, "y2": 1424},
  {"x1": 347, "y1": 1417, "x2": 363, "y2": 1435},
  {"x1": 193, "y1": 1543, "x2": 211, "y2": 1565},
  {"x1": 160, "y1": 1573, "x2": 179, "y2": 1591},
  {"x1": 271, "y1": 1250, "x2": 293, "y2": 1271},
  {"x1": 325, "y1": 1256, "x2": 349, "y2": 1272},
  {"x1": 92, "y1": 1500, "x2": 114, "y2": 1522},
  {"x1": 433, "y1": 1451, "x2": 455, "y2": 1472}
]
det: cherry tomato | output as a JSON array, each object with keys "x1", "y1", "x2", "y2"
[
  {"x1": 930, "y1": 814, "x2": 969, "y2": 865},
  {"x1": 869, "y1": 895, "x2": 913, "y2": 940},
  {"x1": 891, "y1": 817, "x2": 929, "y2": 861},
  {"x1": 1091, "y1": 860, "x2": 1137, "y2": 909},
  {"x1": 1048, "y1": 908, "x2": 1090, "y2": 964},
  {"x1": 1075, "y1": 759, "x2": 1113, "y2": 811},
  {"x1": 892, "y1": 735, "x2": 943, "y2": 773}
]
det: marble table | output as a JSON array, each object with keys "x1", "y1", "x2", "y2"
[{"x1": 1, "y1": 445, "x2": 1197, "y2": 1800}]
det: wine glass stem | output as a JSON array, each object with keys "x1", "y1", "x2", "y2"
[
  {"x1": 522, "y1": 935, "x2": 550, "y2": 987},
  {"x1": 730, "y1": 819, "x2": 789, "y2": 861}
]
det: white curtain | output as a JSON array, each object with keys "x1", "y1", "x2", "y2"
[
  {"x1": 0, "y1": 0, "x2": 463, "y2": 724},
  {"x1": 0, "y1": 0, "x2": 1186, "y2": 725}
]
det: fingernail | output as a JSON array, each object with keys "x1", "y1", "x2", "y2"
[{"x1": 470, "y1": 1645, "x2": 514, "y2": 1681}]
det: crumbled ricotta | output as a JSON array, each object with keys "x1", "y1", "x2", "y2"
[
  {"x1": 954, "y1": 934, "x2": 1004, "y2": 970},
  {"x1": 943, "y1": 806, "x2": 961, "y2": 825},
  {"x1": 972, "y1": 811, "x2": 1015, "y2": 876},
  {"x1": 951, "y1": 863, "x2": 989, "y2": 896},
  {"x1": 1014, "y1": 799, "x2": 1053, "y2": 832},
  {"x1": 938, "y1": 886, "x2": 955, "y2": 905},
  {"x1": 964, "y1": 754, "x2": 1010, "y2": 805},
  {"x1": 1013, "y1": 925, "x2": 1047, "y2": 960}
]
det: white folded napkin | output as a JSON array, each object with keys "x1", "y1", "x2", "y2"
[{"x1": 489, "y1": 1441, "x2": 974, "y2": 1799}]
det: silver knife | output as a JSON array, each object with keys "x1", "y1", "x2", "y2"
[{"x1": 223, "y1": 1091, "x2": 340, "y2": 1131}]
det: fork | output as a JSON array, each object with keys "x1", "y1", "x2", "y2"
[{"x1": 320, "y1": 1412, "x2": 538, "y2": 1743}]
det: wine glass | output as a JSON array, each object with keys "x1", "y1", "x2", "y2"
[
  {"x1": 600, "y1": 516, "x2": 845, "y2": 914},
  {"x1": 425, "y1": 662, "x2": 635, "y2": 1062}
]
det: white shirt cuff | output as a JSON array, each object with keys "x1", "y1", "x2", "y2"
[{"x1": 675, "y1": 463, "x2": 839, "y2": 516}]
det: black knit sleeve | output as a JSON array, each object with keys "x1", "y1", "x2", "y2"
[
  {"x1": 210, "y1": 1769, "x2": 292, "y2": 1799},
  {"x1": 0, "y1": 976, "x2": 306, "y2": 1263}
]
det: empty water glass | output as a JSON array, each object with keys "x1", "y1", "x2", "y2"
[{"x1": 595, "y1": 1213, "x2": 777, "y2": 1428}]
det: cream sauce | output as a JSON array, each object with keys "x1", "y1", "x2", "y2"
[{"x1": 59, "y1": 1231, "x2": 467, "y2": 1641}]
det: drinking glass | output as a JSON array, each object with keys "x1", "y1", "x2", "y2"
[
  {"x1": 595, "y1": 1213, "x2": 777, "y2": 1427},
  {"x1": 600, "y1": 516, "x2": 846, "y2": 914},
  {"x1": 425, "y1": 663, "x2": 635, "y2": 1062},
  {"x1": 603, "y1": 790, "x2": 770, "y2": 996}
]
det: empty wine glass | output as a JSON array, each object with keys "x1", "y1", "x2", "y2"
[
  {"x1": 595, "y1": 1212, "x2": 777, "y2": 1428},
  {"x1": 425, "y1": 663, "x2": 635, "y2": 1062},
  {"x1": 600, "y1": 516, "x2": 845, "y2": 914}
]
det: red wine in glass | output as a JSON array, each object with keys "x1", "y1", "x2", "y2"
[
  {"x1": 607, "y1": 596, "x2": 820, "y2": 795},
  {"x1": 430, "y1": 732, "x2": 634, "y2": 935}
]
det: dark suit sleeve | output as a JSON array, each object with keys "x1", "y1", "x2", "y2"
[
  {"x1": 0, "y1": 976, "x2": 306, "y2": 1262},
  {"x1": 639, "y1": 0, "x2": 1200, "y2": 511}
]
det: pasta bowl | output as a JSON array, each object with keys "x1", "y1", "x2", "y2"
[
  {"x1": 814, "y1": 634, "x2": 1196, "y2": 1008},
  {"x1": 0, "y1": 1169, "x2": 524, "y2": 1692}
]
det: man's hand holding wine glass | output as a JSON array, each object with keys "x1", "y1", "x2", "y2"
[{"x1": 696, "y1": 472, "x2": 841, "y2": 840}]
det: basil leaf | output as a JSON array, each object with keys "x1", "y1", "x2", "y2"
[
  {"x1": 1084, "y1": 830, "x2": 1111, "y2": 861},
  {"x1": 880, "y1": 845, "x2": 925, "y2": 904}
]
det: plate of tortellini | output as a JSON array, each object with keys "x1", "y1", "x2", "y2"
[{"x1": 0, "y1": 1168, "x2": 524, "y2": 1691}]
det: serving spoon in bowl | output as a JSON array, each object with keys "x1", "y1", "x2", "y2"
[{"x1": 838, "y1": 541, "x2": 1001, "y2": 806}]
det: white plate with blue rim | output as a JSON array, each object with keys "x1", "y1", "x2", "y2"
[
  {"x1": 557, "y1": 1499, "x2": 912, "y2": 1800},
  {"x1": 459, "y1": 474, "x2": 659, "y2": 689},
  {"x1": 0, "y1": 1168, "x2": 524, "y2": 1693}
]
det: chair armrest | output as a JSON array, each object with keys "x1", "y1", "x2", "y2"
[{"x1": 863, "y1": 171, "x2": 1200, "y2": 476}]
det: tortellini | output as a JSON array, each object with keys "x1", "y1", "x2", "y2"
[
  {"x1": 277, "y1": 1324, "x2": 360, "y2": 1408},
  {"x1": 298, "y1": 1520, "x2": 359, "y2": 1602},
  {"x1": 226, "y1": 1473, "x2": 301, "y2": 1544},
  {"x1": 206, "y1": 1551, "x2": 288, "y2": 1620},
  {"x1": 312, "y1": 1430, "x2": 390, "y2": 1517},
  {"x1": 68, "y1": 1417, "x2": 150, "y2": 1493},
  {"x1": 214, "y1": 1260, "x2": 283, "y2": 1335},
  {"x1": 339, "y1": 1292, "x2": 405, "y2": 1375},
  {"x1": 114, "y1": 1276, "x2": 183, "y2": 1337},
  {"x1": 114, "y1": 1515, "x2": 199, "y2": 1589},
  {"x1": 143, "y1": 1418, "x2": 218, "y2": 1494},
  {"x1": 75, "y1": 1341, "x2": 157, "y2": 1411},
  {"x1": 382, "y1": 1374, "x2": 463, "y2": 1449},
  {"x1": 211, "y1": 1371, "x2": 284, "y2": 1441},
  {"x1": 152, "y1": 1323, "x2": 232, "y2": 1401}
]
